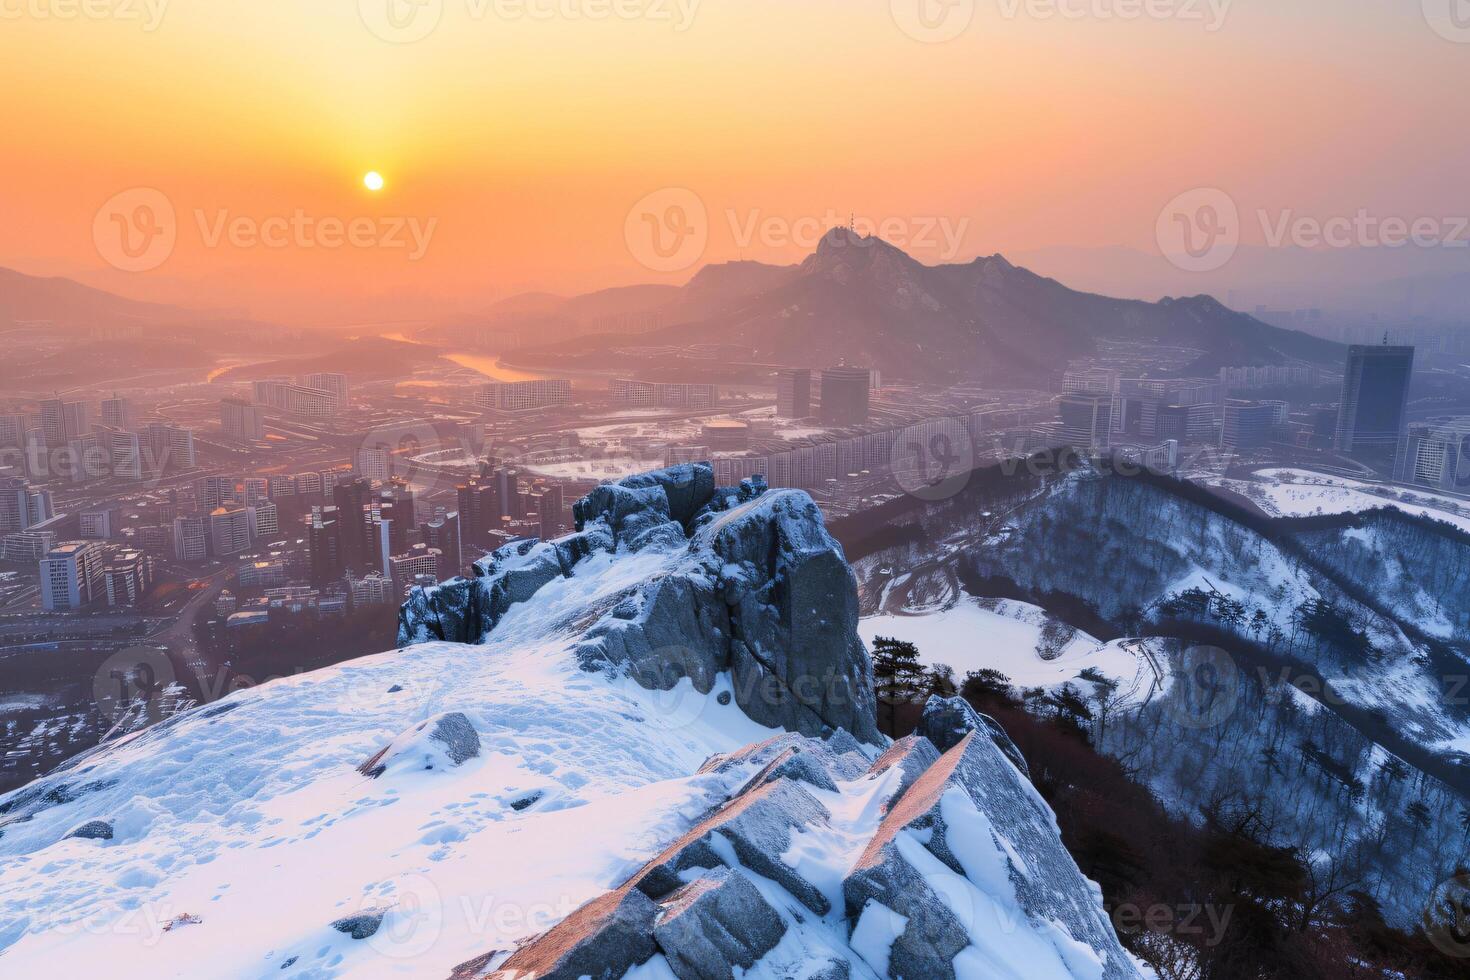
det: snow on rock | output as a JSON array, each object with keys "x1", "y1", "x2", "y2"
[
  {"x1": 918, "y1": 695, "x2": 1030, "y2": 779},
  {"x1": 476, "y1": 724, "x2": 1140, "y2": 980},
  {"x1": 405, "y1": 464, "x2": 880, "y2": 744},
  {"x1": 0, "y1": 466, "x2": 1138, "y2": 979}
]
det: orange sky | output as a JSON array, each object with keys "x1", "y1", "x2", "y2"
[{"x1": 1, "y1": 0, "x2": 1465, "y2": 323}]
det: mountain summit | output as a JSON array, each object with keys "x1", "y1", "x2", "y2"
[
  {"x1": 564, "y1": 229, "x2": 1340, "y2": 381},
  {"x1": 0, "y1": 465, "x2": 1142, "y2": 979}
]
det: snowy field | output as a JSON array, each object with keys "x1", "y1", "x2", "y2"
[
  {"x1": 1210, "y1": 468, "x2": 1470, "y2": 534},
  {"x1": 861, "y1": 598, "x2": 1152, "y2": 699}
]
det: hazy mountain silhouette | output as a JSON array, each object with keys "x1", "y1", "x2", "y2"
[
  {"x1": 0, "y1": 266, "x2": 192, "y2": 329},
  {"x1": 543, "y1": 229, "x2": 1342, "y2": 381}
]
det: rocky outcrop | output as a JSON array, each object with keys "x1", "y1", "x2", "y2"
[
  {"x1": 918, "y1": 695, "x2": 1031, "y2": 779},
  {"x1": 400, "y1": 464, "x2": 880, "y2": 744},
  {"x1": 457, "y1": 725, "x2": 1141, "y2": 980},
  {"x1": 653, "y1": 867, "x2": 786, "y2": 979},
  {"x1": 63, "y1": 819, "x2": 113, "y2": 842},
  {"x1": 357, "y1": 711, "x2": 481, "y2": 779}
]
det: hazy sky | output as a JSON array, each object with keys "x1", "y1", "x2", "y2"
[{"x1": 2, "y1": 0, "x2": 1465, "y2": 321}]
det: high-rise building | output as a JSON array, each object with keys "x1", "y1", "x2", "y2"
[
  {"x1": 1221, "y1": 401, "x2": 1279, "y2": 450},
  {"x1": 2, "y1": 530, "x2": 57, "y2": 562},
  {"x1": 79, "y1": 509, "x2": 113, "y2": 539},
  {"x1": 241, "y1": 477, "x2": 270, "y2": 504},
  {"x1": 308, "y1": 506, "x2": 346, "y2": 586},
  {"x1": 388, "y1": 543, "x2": 443, "y2": 596},
  {"x1": 101, "y1": 549, "x2": 153, "y2": 607},
  {"x1": 457, "y1": 475, "x2": 499, "y2": 547},
  {"x1": 1061, "y1": 369, "x2": 1120, "y2": 397},
  {"x1": 253, "y1": 378, "x2": 339, "y2": 417},
  {"x1": 252, "y1": 501, "x2": 280, "y2": 539},
  {"x1": 775, "y1": 369, "x2": 812, "y2": 419},
  {"x1": 498, "y1": 468, "x2": 524, "y2": 519},
  {"x1": 1335, "y1": 345, "x2": 1415, "y2": 471},
  {"x1": 39, "y1": 398, "x2": 87, "y2": 448},
  {"x1": 0, "y1": 413, "x2": 26, "y2": 450},
  {"x1": 609, "y1": 379, "x2": 718, "y2": 409},
  {"x1": 0, "y1": 477, "x2": 52, "y2": 533},
  {"x1": 172, "y1": 515, "x2": 208, "y2": 562},
  {"x1": 1396, "y1": 419, "x2": 1470, "y2": 493},
  {"x1": 819, "y1": 368, "x2": 871, "y2": 426},
  {"x1": 210, "y1": 506, "x2": 255, "y2": 557},
  {"x1": 424, "y1": 510, "x2": 463, "y2": 580},
  {"x1": 356, "y1": 444, "x2": 392, "y2": 482},
  {"x1": 1057, "y1": 394, "x2": 1113, "y2": 451},
  {"x1": 104, "y1": 428, "x2": 143, "y2": 480},
  {"x1": 349, "y1": 572, "x2": 395, "y2": 606},
  {"x1": 475, "y1": 379, "x2": 573, "y2": 412},
  {"x1": 1156, "y1": 403, "x2": 1218, "y2": 444},
  {"x1": 220, "y1": 398, "x2": 266, "y2": 441},
  {"x1": 301, "y1": 373, "x2": 349, "y2": 408},
  {"x1": 268, "y1": 475, "x2": 297, "y2": 499},
  {"x1": 145, "y1": 423, "x2": 196, "y2": 473},
  {"x1": 100, "y1": 395, "x2": 133, "y2": 430},
  {"x1": 40, "y1": 541, "x2": 105, "y2": 610},
  {"x1": 332, "y1": 477, "x2": 374, "y2": 572},
  {"x1": 195, "y1": 475, "x2": 236, "y2": 512},
  {"x1": 292, "y1": 472, "x2": 323, "y2": 497}
]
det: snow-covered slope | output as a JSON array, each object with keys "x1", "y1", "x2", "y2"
[{"x1": 0, "y1": 465, "x2": 1140, "y2": 979}]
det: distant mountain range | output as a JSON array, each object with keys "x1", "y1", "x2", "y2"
[
  {"x1": 513, "y1": 230, "x2": 1343, "y2": 383},
  {"x1": 0, "y1": 266, "x2": 192, "y2": 330}
]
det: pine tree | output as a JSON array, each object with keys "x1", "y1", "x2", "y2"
[{"x1": 871, "y1": 636, "x2": 927, "y2": 736}]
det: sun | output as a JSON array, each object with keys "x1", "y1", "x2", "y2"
[{"x1": 363, "y1": 171, "x2": 385, "y2": 192}]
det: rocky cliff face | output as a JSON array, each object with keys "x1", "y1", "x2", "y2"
[
  {"x1": 452, "y1": 697, "x2": 1140, "y2": 980},
  {"x1": 401, "y1": 466, "x2": 1140, "y2": 979},
  {"x1": 400, "y1": 464, "x2": 881, "y2": 745}
]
